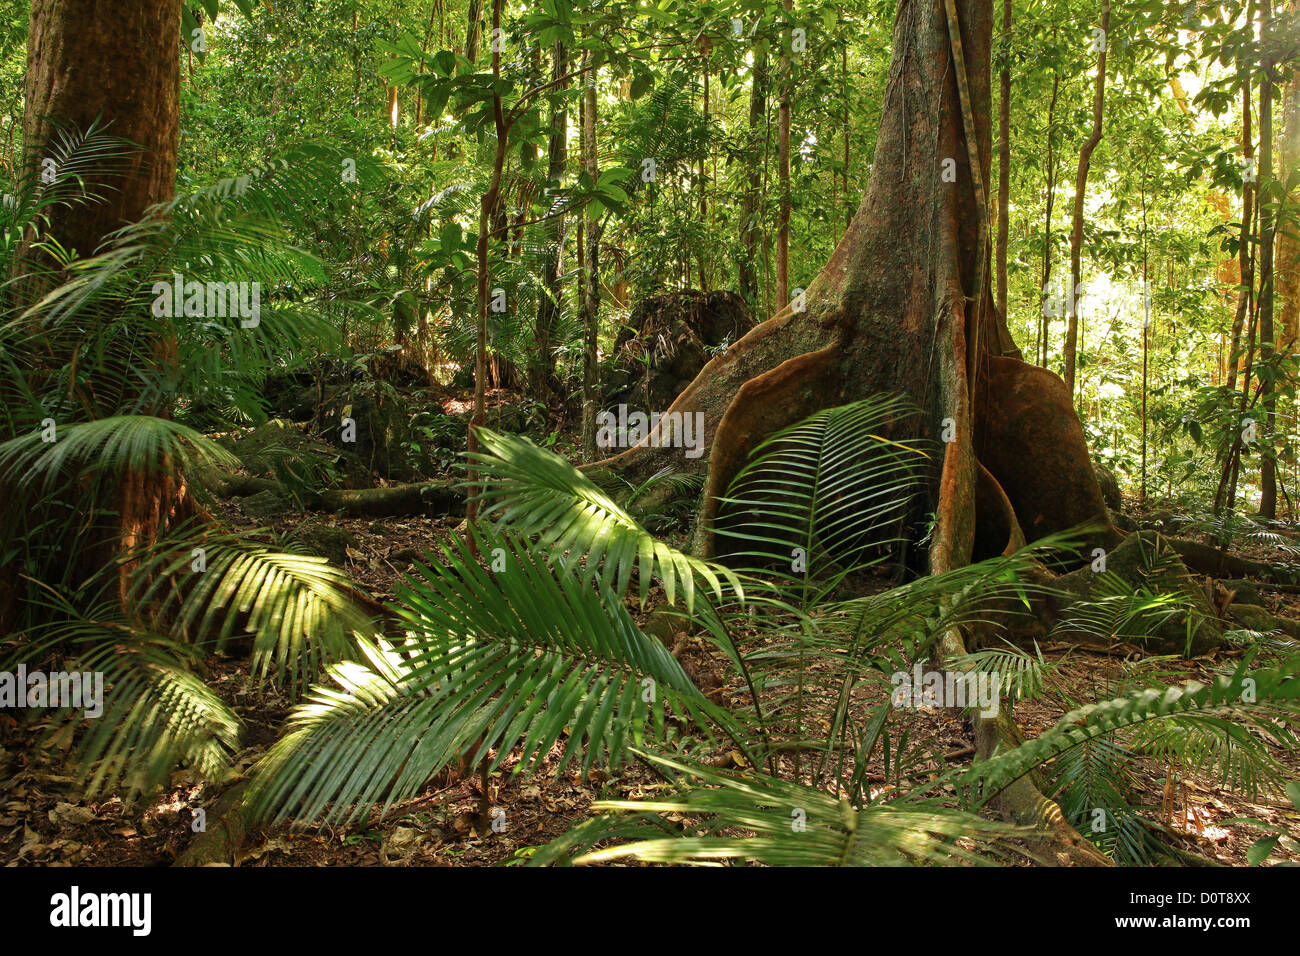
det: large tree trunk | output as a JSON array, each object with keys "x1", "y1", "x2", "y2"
[
  {"x1": 465, "y1": 0, "x2": 507, "y2": 546},
  {"x1": 2, "y1": 0, "x2": 183, "y2": 632},
  {"x1": 21, "y1": 0, "x2": 179, "y2": 262},
  {"x1": 594, "y1": 0, "x2": 1110, "y2": 863}
]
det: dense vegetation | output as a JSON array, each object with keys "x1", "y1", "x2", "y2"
[{"x1": 1, "y1": 0, "x2": 1299, "y2": 870}]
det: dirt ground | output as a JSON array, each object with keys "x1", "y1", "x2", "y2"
[{"x1": 2, "y1": 489, "x2": 1299, "y2": 867}]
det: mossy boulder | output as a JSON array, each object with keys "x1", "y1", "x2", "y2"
[
  {"x1": 1220, "y1": 578, "x2": 1266, "y2": 607},
  {"x1": 322, "y1": 386, "x2": 419, "y2": 481},
  {"x1": 1109, "y1": 509, "x2": 1137, "y2": 533},
  {"x1": 1227, "y1": 603, "x2": 1300, "y2": 640},
  {"x1": 1054, "y1": 531, "x2": 1223, "y2": 657},
  {"x1": 1094, "y1": 463, "x2": 1122, "y2": 512}
]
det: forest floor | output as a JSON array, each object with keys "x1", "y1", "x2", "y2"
[{"x1": 3, "y1": 398, "x2": 1300, "y2": 867}]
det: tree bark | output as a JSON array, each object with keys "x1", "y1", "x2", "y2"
[
  {"x1": 589, "y1": 0, "x2": 1112, "y2": 863},
  {"x1": 995, "y1": 0, "x2": 1011, "y2": 327},
  {"x1": 20, "y1": 0, "x2": 179, "y2": 264},
  {"x1": 1062, "y1": 0, "x2": 1110, "y2": 398},
  {"x1": 3, "y1": 0, "x2": 183, "y2": 631},
  {"x1": 738, "y1": 41, "x2": 768, "y2": 309},
  {"x1": 1258, "y1": 0, "x2": 1278, "y2": 518}
]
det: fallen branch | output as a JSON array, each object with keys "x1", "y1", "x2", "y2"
[
  {"x1": 195, "y1": 466, "x2": 465, "y2": 517},
  {"x1": 1165, "y1": 536, "x2": 1300, "y2": 584}
]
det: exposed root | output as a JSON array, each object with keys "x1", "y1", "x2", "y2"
[{"x1": 976, "y1": 355, "x2": 1115, "y2": 548}]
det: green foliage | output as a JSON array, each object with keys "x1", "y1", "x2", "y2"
[
  {"x1": 467, "y1": 426, "x2": 741, "y2": 611},
  {"x1": 248, "y1": 527, "x2": 731, "y2": 825}
]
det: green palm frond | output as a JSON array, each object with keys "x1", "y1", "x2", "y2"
[
  {"x1": 1132, "y1": 710, "x2": 1290, "y2": 802},
  {"x1": 1050, "y1": 586, "x2": 1188, "y2": 644},
  {"x1": 127, "y1": 527, "x2": 383, "y2": 689},
  {"x1": 1045, "y1": 734, "x2": 1157, "y2": 865},
  {"x1": 828, "y1": 534, "x2": 1077, "y2": 672},
  {"x1": 0, "y1": 118, "x2": 135, "y2": 262},
  {"x1": 467, "y1": 427, "x2": 742, "y2": 612},
  {"x1": 19, "y1": 614, "x2": 241, "y2": 802},
  {"x1": 248, "y1": 529, "x2": 731, "y2": 826},
  {"x1": 528, "y1": 751, "x2": 1021, "y2": 867},
  {"x1": 0, "y1": 415, "x2": 238, "y2": 494},
  {"x1": 714, "y1": 395, "x2": 930, "y2": 601},
  {"x1": 701, "y1": 537, "x2": 1075, "y2": 781},
  {"x1": 960, "y1": 655, "x2": 1300, "y2": 808},
  {"x1": 948, "y1": 642, "x2": 1052, "y2": 704}
]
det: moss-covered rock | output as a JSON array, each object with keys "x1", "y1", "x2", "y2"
[
  {"x1": 1220, "y1": 578, "x2": 1266, "y2": 607},
  {"x1": 1094, "y1": 463, "x2": 1122, "y2": 512},
  {"x1": 1227, "y1": 603, "x2": 1300, "y2": 640},
  {"x1": 1109, "y1": 509, "x2": 1137, "y2": 533},
  {"x1": 1054, "y1": 531, "x2": 1223, "y2": 656},
  {"x1": 322, "y1": 385, "x2": 419, "y2": 481},
  {"x1": 240, "y1": 489, "x2": 295, "y2": 517}
]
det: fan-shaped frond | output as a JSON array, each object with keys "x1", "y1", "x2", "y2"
[
  {"x1": 714, "y1": 395, "x2": 930, "y2": 602},
  {"x1": 0, "y1": 415, "x2": 238, "y2": 494},
  {"x1": 16, "y1": 614, "x2": 241, "y2": 802},
  {"x1": 126, "y1": 526, "x2": 383, "y2": 690}
]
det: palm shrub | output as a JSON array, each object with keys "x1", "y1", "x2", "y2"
[
  {"x1": 243, "y1": 398, "x2": 1080, "y2": 862},
  {"x1": 0, "y1": 140, "x2": 391, "y2": 798},
  {"x1": 474, "y1": 399, "x2": 1300, "y2": 865}
]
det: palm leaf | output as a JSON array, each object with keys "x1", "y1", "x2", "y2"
[
  {"x1": 528, "y1": 751, "x2": 1021, "y2": 866},
  {"x1": 248, "y1": 529, "x2": 731, "y2": 826},
  {"x1": 467, "y1": 427, "x2": 742, "y2": 612}
]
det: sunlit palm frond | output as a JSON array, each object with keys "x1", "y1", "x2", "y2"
[
  {"x1": 468, "y1": 427, "x2": 741, "y2": 611},
  {"x1": 248, "y1": 529, "x2": 731, "y2": 826},
  {"x1": 528, "y1": 751, "x2": 1022, "y2": 866}
]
